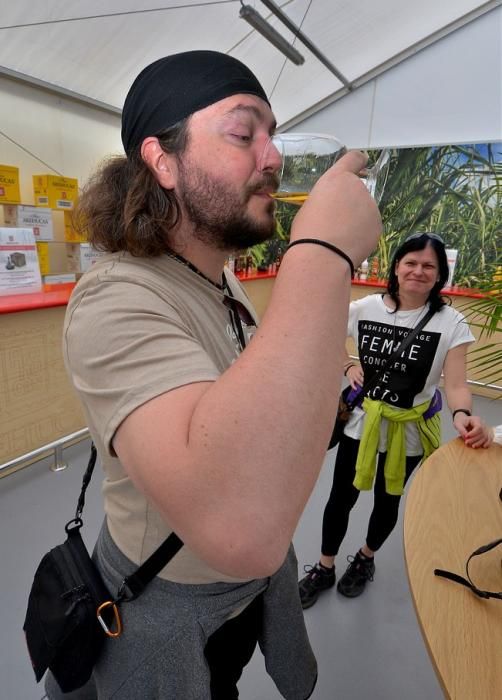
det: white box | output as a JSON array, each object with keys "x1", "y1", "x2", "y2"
[
  {"x1": 43, "y1": 273, "x2": 77, "y2": 285},
  {"x1": 0, "y1": 227, "x2": 42, "y2": 295},
  {"x1": 66, "y1": 243, "x2": 102, "y2": 273},
  {"x1": 3, "y1": 204, "x2": 54, "y2": 240}
]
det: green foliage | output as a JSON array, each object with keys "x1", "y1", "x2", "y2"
[
  {"x1": 251, "y1": 142, "x2": 501, "y2": 288},
  {"x1": 374, "y1": 142, "x2": 501, "y2": 388},
  {"x1": 458, "y1": 266, "x2": 502, "y2": 386},
  {"x1": 376, "y1": 144, "x2": 501, "y2": 286},
  {"x1": 248, "y1": 202, "x2": 292, "y2": 268}
]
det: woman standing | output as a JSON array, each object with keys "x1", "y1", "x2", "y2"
[{"x1": 299, "y1": 233, "x2": 492, "y2": 608}]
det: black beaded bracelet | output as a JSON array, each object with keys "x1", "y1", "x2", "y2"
[
  {"x1": 452, "y1": 408, "x2": 472, "y2": 420},
  {"x1": 343, "y1": 363, "x2": 355, "y2": 376},
  {"x1": 286, "y1": 238, "x2": 355, "y2": 278}
]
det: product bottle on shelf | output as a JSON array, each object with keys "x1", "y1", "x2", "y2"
[
  {"x1": 240, "y1": 255, "x2": 247, "y2": 275},
  {"x1": 359, "y1": 259, "x2": 369, "y2": 281},
  {"x1": 370, "y1": 256, "x2": 379, "y2": 280},
  {"x1": 234, "y1": 254, "x2": 242, "y2": 276},
  {"x1": 245, "y1": 255, "x2": 252, "y2": 277}
]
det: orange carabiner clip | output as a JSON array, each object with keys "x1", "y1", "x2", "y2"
[{"x1": 97, "y1": 600, "x2": 122, "y2": 638}]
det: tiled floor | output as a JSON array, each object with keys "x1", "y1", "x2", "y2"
[{"x1": 1, "y1": 394, "x2": 499, "y2": 699}]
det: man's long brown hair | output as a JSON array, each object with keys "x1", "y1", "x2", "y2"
[{"x1": 73, "y1": 119, "x2": 190, "y2": 256}]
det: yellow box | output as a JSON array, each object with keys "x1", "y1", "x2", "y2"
[
  {"x1": 36, "y1": 241, "x2": 68, "y2": 275},
  {"x1": 0, "y1": 164, "x2": 21, "y2": 204},
  {"x1": 63, "y1": 210, "x2": 87, "y2": 242},
  {"x1": 33, "y1": 174, "x2": 79, "y2": 210},
  {"x1": 36, "y1": 242, "x2": 50, "y2": 275}
]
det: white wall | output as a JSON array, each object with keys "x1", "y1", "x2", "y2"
[
  {"x1": 0, "y1": 75, "x2": 122, "y2": 205},
  {"x1": 289, "y1": 8, "x2": 502, "y2": 148}
]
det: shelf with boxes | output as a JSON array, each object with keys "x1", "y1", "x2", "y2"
[
  {"x1": 0, "y1": 167, "x2": 90, "y2": 463},
  {"x1": 0, "y1": 163, "x2": 102, "y2": 298}
]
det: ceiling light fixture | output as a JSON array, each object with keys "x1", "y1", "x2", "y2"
[
  {"x1": 239, "y1": 3, "x2": 305, "y2": 65},
  {"x1": 259, "y1": 0, "x2": 352, "y2": 88}
]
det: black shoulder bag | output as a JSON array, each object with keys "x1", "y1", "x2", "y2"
[
  {"x1": 328, "y1": 305, "x2": 436, "y2": 449},
  {"x1": 23, "y1": 444, "x2": 184, "y2": 693}
]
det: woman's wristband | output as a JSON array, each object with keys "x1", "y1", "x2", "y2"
[
  {"x1": 452, "y1": 408, "x2": 472, "y2": 420},
  {"x1": 343, "y1": 363, "x2": 355, "y2": 376},
  {"x1": 286, "y1": 238, "x2": 355, "y2": 278}
]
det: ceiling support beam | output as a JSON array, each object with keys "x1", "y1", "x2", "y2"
[
  {"x1": 259, "y1": 0, "x2": 352, "y2": 89},
  {"x1": 0, "y1": 64, "x2": 121, "y2": 116}
]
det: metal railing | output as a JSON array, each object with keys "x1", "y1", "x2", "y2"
[
  {"x1": 463, "y1": 378, "x2": 502, "y2": 392},
  {"x1": 0, "y1": 428, "x2": 89, "y2": 479}
]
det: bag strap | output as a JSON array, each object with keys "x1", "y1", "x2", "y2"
[
  {"x1": 71, "y1": 443, "x2": 183, "y2": 602},
  {"x1": 116, "y1": 534, "x2": 184, "y2": 602},
  {"x1": 74, "y1": 442, "x2": 98, "y2": 521},
  {"x1": 351, "y1": 305, "x2": 436, "y2": 405}
]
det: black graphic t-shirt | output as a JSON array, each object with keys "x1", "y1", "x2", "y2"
[
  {"x1": 357, "y1": 317, "x2": 440, "y2": 408},
  {"x1": 344, "y1": 294, "x2": 474, "y2": 454}
]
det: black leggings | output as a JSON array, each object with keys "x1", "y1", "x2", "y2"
[
  {"x1": 205, "y1": 592, "x2": 263, "y2": 699},
  {"x1": 321, "y1": 434, "x2": 422, "y2": 556}
]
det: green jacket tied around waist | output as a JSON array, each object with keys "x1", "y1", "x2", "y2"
[{"x1": 353, "y1": 397, "x2": 441, "y2": 496}]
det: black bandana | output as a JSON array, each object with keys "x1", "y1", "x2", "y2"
[{"x1": 121, "y1": 51, "x2": 270, "y2": 156}]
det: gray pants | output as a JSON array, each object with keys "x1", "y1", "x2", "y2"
[{"x1": 45, "y1": 520, "x2": 317, "y2": 699}]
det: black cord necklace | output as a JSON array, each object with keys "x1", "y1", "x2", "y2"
[
  {"x1": 166, "y1": 250, "x2": 225, "y2": 291},
  {"x1": 166, "y1": 249, "x2": 246, "y2": 351}
]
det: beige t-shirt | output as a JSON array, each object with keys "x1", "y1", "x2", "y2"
[{"x1": 63, "y1": 252, "x2": 258, "y2": 584}]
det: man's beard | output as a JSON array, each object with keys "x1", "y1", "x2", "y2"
[{"x1": 177, "y1": 157, "x2": 278, "y2": 250}]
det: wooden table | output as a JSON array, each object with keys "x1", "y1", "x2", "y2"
[{"x1": 404, "y1": 437, "x2": 502, "y2": 700}]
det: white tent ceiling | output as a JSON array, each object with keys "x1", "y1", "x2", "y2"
[{"x1": 0, "y1": 0, "x2": 498, "y2": 128}]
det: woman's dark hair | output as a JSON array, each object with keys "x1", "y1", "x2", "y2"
[
  {"x1": 387, "y1": 233, "x2": 450, "y2": 312},
  {"x1": 72, "y1": 119, "x2": 190, "y2": 256}
]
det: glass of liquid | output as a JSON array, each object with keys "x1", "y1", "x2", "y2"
[{"x1": 264, "y1": 133, "x2": 392, "y2": 206}]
